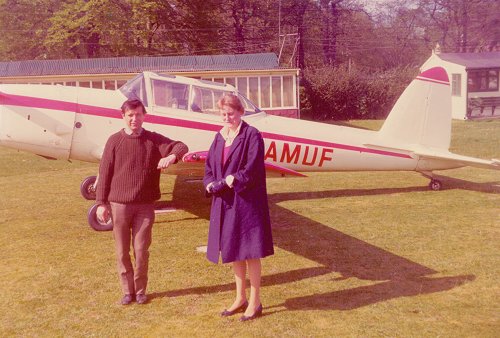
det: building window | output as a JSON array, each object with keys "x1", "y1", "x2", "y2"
[
  {"x1": 468, "y1": 69, "x2": 499, "y2": 92},
  {"x1": 117, "y1": 80, "x2": 127, "y2": 88},
  {"x1": 225, "y1": 77, "x2": 236, "y2": 86},
  {"x1": 283, "y1": 76, "x2": 294, "y2": 106},
  {"x1": 249, "y1": 77, "x2": 259, "y2": 106},
  {"x1": 237, "y1": 77, "x2": 248, "y2": 97},
  {"x1": 104, "y1": 80, "x2": 116, "y2": 90},
  {"x1": 260, "y1": 77, "x2": 271, "y2": 108},
  {"x1": 272, "y1": 76, "x2": 282, "y2": 108},
  {"x1": 451, "y1": 74, "x2": 461, "y2": 96}
]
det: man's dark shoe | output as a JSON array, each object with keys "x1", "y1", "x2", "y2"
[
  {"x1": 121, "y1": 294, "x2": 134, "y2": 305},
  {"x1": 136, "y1": 294, "x2": 148, "y2": 305}
]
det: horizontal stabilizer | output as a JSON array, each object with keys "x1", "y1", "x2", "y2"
[
  {"x1": 365, "y1": 142, "x2": 500, "y2": 170},
  {"x1": 363, "y1": 143, "x2": 413, "y2": 156},
  {"x1": 414, "y1": 149, "x2": 500, "y2": 170}
]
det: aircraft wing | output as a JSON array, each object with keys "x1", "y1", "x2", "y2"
[
  {"x1": 91, "y1": 147, "x2": 104, "y2": 161},
  {"x1": 182, "y1": 151, "x2": 307, "y2": 178}
]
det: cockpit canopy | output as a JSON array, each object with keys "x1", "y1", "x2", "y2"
[{"x1": 120, "y1": 72, "x2": 262, "y2": 116}]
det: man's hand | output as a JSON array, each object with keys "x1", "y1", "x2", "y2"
[
  {"x1": 157, "y1": 154, "x2": 177, "y2": 170},
  {"x1": 96, "y1": 204, "x2": 110, "y2": 223}
]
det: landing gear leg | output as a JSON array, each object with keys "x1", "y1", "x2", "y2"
[
  {"x1": 428, "y1": 179, "x2": 442, "y2": 191},
  {"x1": 420, "y1": 171, "x2": 442, "y2": 191}
]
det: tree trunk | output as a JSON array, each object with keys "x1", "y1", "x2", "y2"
[
  {"x1": 322, "y1": 1, "x2": 340, "y2": 66},
  {"x1": 296, "y1": 2, "x2": 307, "y2": 70},
  {"x1": 232, "y1": 5, "x2": 246, "y2": 53}
]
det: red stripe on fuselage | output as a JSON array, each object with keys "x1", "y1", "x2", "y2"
[
  {"x1": 260, "y1": 131, "x2": 411, "y2": 159},
  {"x1": 0, "y1": 92, "x2": 79, "y2": 112},
  {"x1": 1, "y1": 92, "x2": 412, "y2": 159}
]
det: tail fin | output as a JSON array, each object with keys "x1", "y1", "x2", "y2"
[{"x1": 379, "y1": 67, "x2": 451, "y2": 150}]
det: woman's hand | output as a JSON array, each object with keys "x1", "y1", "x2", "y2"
[{"x1": 208, "y1": 179, "x2": 228, "y2": 194}]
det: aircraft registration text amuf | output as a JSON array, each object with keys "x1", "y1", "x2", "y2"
[{"x1": 0, "y1": 67, "x2": 498, "y2": 230}]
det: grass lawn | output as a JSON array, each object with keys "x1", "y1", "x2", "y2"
[{"x1": 0, "y1": 119, "x2": 499, "y2": 337}]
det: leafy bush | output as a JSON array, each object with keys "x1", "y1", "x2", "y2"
[{"x1": 301, "y1": 65, "x2": 417, "y2": 120}]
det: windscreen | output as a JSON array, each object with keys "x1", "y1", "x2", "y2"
[{"x1": 119, "y1": 74, "x2": 148, "y2": 106}]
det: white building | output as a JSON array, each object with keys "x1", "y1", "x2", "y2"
[{"x1": 421, "y1": 51, "x2": 500, "y2": 120}]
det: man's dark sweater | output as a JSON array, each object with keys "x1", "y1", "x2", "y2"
[{"x1": 96, "y1": 129, "x2": 188, "y2": 205}]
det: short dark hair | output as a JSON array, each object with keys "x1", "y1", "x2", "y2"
[{"x1": 121, "y1": 99, "x2": 146, "y2": 115}]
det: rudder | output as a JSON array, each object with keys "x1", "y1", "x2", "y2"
[{"x1": 379, "y1": 67, "x2": 452, "y2": 150}]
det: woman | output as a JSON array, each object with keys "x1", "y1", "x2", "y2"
[{"x1": 203, "y1": 93, "x2": 274, "y2": 321}]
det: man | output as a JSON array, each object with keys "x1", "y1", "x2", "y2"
[{"x1": 95, "y1": 99, "x2": 188, "y2": 305}]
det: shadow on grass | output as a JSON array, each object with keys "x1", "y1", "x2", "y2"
[
  {"x1": 434, "y1": 175, "x2": 500, "y2": 194},
  {"x1": 149, "y1": 266, "x2": 332, "y2": 299},
  {"x1": 277, "y1": 275, "x2": 475, "y2": 311},
  {"x1": 155, "y1": 176, "x2": 483, "y2": 310}
]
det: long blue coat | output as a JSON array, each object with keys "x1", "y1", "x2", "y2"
[{"x1": 203, "y1": 121, "x2": 274, "y2": 264}]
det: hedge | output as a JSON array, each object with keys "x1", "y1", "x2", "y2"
[{"x1": 300, "y1": 65, "x2": 418, "y2": 121}]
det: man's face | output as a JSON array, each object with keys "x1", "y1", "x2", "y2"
[{"x1": 123, "y1": 107, "x2": 145, "y2": 133}]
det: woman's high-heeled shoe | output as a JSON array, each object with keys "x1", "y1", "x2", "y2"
[
  {"x1": 239, "y1": 304, "x2": 263, "y2": 322},
  {"x1": 220, "y1": 301, "x2": 248, "y2": 317}
]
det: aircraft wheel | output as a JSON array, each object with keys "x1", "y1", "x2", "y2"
[
  {"x1": 80, "y1": 176, "x2": 97, "y2": 200},
  {"x1": 87, "y1": 204, "x2": 113, "y2": 231},
  {"x1": 429, "y1": 179, "x2": 442, "y2": 191}
]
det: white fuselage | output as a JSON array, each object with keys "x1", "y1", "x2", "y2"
[
  {"x1": 0, "y1": 85, "x2": 416, "y2": 173},
  {"x1": 1, "y1": 70, "x2": 470, "y2": 177}
]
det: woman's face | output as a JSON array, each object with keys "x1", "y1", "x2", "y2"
[{"x1": 220, "y1": 104, "x2": 242, "y2": 130}]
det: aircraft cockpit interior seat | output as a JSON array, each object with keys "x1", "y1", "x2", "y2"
[
  {"x1": 176, "y1": 99, "x2": 187, "y2": 110},
  {"x1": 191, "y1": 88, "x2": 203, "y2": 112},
  {"x1": 190, "y1": 103, "x2": 202, "y2": 112}
]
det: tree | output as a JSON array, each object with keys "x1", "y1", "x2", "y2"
[
  {"x1": 318, "y1": 0, "x2": 365, "y2": 66},
  {"x1": 0, "y1": 0, "x2": 63, "y2": 60},
  {"x1": 217, "y1": 0, "x2": 276, "y2": 54},
  {"x1": 278, "y1": 0, "x2": 311, "y2": 69},
  {"x1": 168, "y1": 0, "x2": 222, "y2": 55},
  {"x1": 368, "y1": 0, "x2": 431, "y2": 68},
  {"x1": 420, "y1": 0, "x2": 500, "y2": 52},
  {"x1": 44, "y1": 0, "x2": 133, "y2": 58}
]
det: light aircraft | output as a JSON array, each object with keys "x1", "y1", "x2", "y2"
[{"x1": 0, "y1": 67, "x2": 498, "y2": 230}]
